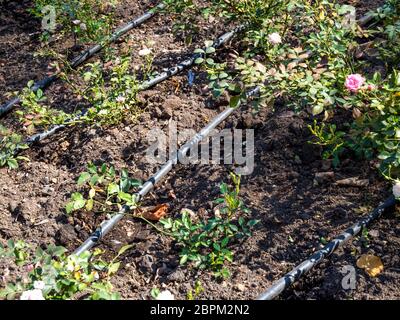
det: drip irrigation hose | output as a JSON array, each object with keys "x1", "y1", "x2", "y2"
[
  {"x1": 256, "y1": 195, "x2": 396, "y2": 300},
  {"x1": 74, "y1": 83, "x2": 258, "y2": 255},
  {"x1": 0, "y1": 2, "x2": 166, "y2": 117},
  {"x1": 73, "y1": 85, "x2": 261, "y2": 255},
  {"x1": 20, "y1": 24, "x2": 246, "y2": 148},
  {"x1": 139, "y1": 24, "x2": 246, "y2": 90},
  {"x1": 73, "y1": 103, "x2": 241, "y2": 255}
]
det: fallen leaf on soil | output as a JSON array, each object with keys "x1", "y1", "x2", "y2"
[
  {"x1": 141, "y1": 204, "x2": 169, "y2": 221},
  {"x1": 335, "y1": 177, "x2": 369, "y2": 187},
  {"x1": 356, "y1": 254, "x2": 384, "y2": 277},
  {"x1": 104, "y1": 61, "x2": 113, "y2": 69}
]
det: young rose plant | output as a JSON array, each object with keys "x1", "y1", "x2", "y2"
[
  {"x1": 0, "y1": 240, "x2": 123, "y2": 300},
  {"x1": 159, "y1": 173, "x2": 259, "y2": 279},
  {"x1": 0, "y1": 125, "x2": 29, "y2": 170}
]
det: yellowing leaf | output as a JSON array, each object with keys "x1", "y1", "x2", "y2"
[
  {"x1": 74, "y1": 271, "x2": 81, "y2": 280},
  {"x1": 314, "y1": 68, "x2": 327, "y2": 74},
  {"x1": 356, "y1": 254, "x2": 384, "y2": 277}
]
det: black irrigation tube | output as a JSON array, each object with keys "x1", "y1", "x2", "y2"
[
  {"x1": 0, "y1": 2, "x2": 166, "y2": 117},
  {"x1": 74, "y1": 85, "x2": 260, "y2": 255},
  {"x1": 256, "y1": 195, "x2": 396, "y2": 300},
  {"x1": 23, "y1": 24, "x2": 246, "y2": 146},
  {"x1": 74, "y1": 107, "x2": 237, "y2": 254}
]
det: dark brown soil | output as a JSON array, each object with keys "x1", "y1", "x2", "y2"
[{"x1": 0, "y1": 0, "x2": 399, "y2": 300}]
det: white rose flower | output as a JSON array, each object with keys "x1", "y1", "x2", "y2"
[
  {"x1": 156, "y1": 290, "x2": 175, "y2": 300},
  {"x1": 66, "y1": 264, "x2": 75, "y2": 272},
  {"x1": 139, "y1": 48, "x2": 152, "y2": 57},
  {"x1": 392, "y1": 182, "x2": 400, "y2": 198},
  {"x1": 33, "y1": 280, "x2": 45, "y2": 290},
  {"x1": 268, "y1": 32, "x2": 282, "y2": 45},
  {"x1": 20, "y1": 289, "x2": 45, "y2": 300},
  {"x1": 116, "y1": 95, "x2": 126, "y2": 103}
]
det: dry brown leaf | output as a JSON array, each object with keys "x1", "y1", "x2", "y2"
[
  {"x1": 356, "y1": 254, "x2": 384, "y2": 277},
  {"x1": 314, "y1": 68, "x2": 327, "y2": 74},
  {"x1": 298, "y1": 53, "x2": 311, "y2": 60},
  {"x1": 287, "y1": 62, "x2": 297, "y2": 71},
  {"x1": 352, "y1": 108, "x2": 362, "y2": 119},
  {"x1": 335, "y1": 177, "x2": 369, "y2": 187},
  {"x1": 313, "y1": 73, "x2": 321, "y2": 81},
  {"x1": 142, "y1": 204, "x2": 169, "y2": 221},
  {"x1": 267, "y1": 68, "x2": 277, "y2": 76},
  {"x1": 103, "y1": 61, "x2": 113, "y2": 69}
]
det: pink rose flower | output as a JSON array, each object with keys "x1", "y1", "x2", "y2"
[
  {"x1": 345, "y1": 74, "x2": 365, "y2": 93},
  {"x1": 26, "y1": 264, "x2": 34, "y2": 272}
]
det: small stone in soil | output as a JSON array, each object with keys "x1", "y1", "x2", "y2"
[
  {"x1": 314, "y1": 172, "x2": 335, "y2": 184},
  {"x1": 167, "y1": 269, "x2": 185, "y2": 282},
  {"x1": 369, "y1": 230, "x2": 379, "y2": 238},
  {"x1": 138, "y1": 254, "x2": 155, "y2": 273},
  {"x1": 56, "y1": 224, "x2": 77, "y2": 246},
  {"x1": 321, "y1": 159, "x2": 332, "y2": 171},
  {"x1": 235, "y1": 283, "x2": 246, "y2": 292},
  {"x1": 8, "y1": 201, "x2": 19, "y2": 213}
]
